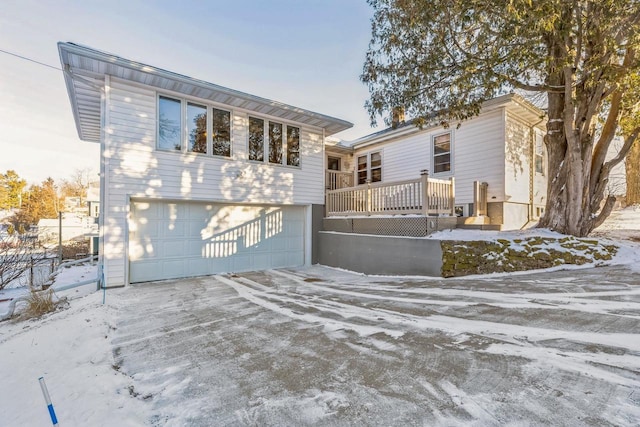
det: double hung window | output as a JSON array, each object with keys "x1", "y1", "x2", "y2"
[
  {"x1": 432, "y1": 133, "x2": 452, "y2": 174},
  {"x1": 357, "y1": 151, "x2": 382, "y2": 185}
]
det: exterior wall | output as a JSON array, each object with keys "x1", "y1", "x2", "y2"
[
  {"x1": 318, "y1": 231, "x2": 443, "y2": 276},
  {"x1": 504, "y1": 112, "x2": 534, "y2": 204},
  {"x1": 102, "y1": 78, "x2": 326, "y2": 286},
  {"x1": 502, "y1": 202, "x2": 531, "y2": 230},
  {"x1": 352, "y1": 109, "x2": 506, "y2": 205}
]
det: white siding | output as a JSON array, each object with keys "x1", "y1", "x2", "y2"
[
  {"x1": 101, "y1": 78, "x2": 325, "y2": 286},
  {"x1": 353, "y1": 109, "x2": 506, "y2": 205},
  {"x1": 504, "y1": 112, "x2": 533, "y2": 204}
]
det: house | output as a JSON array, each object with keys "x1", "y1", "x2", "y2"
[
  {"x1": 58, "y1": 42, "x2": 352, "y2": 287},
  {"x1": 59, "y1": 42, "x2": 548, "y2": 284},
  {"x1": 36, "y1": 214, "x2": 96, "y2": 243},
  {"x1": 324, "y1": 94, "x2": 548, "y2": 231}
]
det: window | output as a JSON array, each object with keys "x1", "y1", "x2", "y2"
[
  {"x1": 157, "y1": 95, "x2": 232, "y2": 157},
  {"x1": 287, "y1": 126, "x2": 300, "y2": 166},
  {"x1": 249, "y1": 117, "x2": 301, "y2": 167},
  {"x1": 187, "y1": 103, "x2": 207, "y2": 154},
  {"x1": 357, "y1": 151, "x2": 382, "y2": 185},
  {"x1": 370, "y1": 152, "x2": 382, "y2": 182},
  {"x1": 535, "y1": 133, "x2": 545, "y2": 175},
  {"x1": 158, "y1": 96, "x2": 182, "y2": 151},
  {"x1": 269, "y1": 122, "x2": 283, "y2": 164},
  {"x1": 357, "y1": 155, "x2": 368, "y2": 185},
  {"x1": 248, "y1": 117, "x2": 264, "y2": 161},
  {"x1": 327, "y1": 156, "x2": 341, "y2": 171},
  {"x1": 212, "y1": 108, "x2": 231, "y2": 157},
  {"x1": 433, "y1": 133, "x2": 451, "y2": 174}
]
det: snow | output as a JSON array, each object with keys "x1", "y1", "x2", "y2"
[{"x1": 0, "y1": 207, "x2": 638, "y2": 425}]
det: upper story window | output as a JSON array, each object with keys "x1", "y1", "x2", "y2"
[
  {"x1": 158, "y1": 96, "x2": 182, "y2": 151},
  {"x1": 357, "y1": 151, "x2": 382, "y2": 185},
  {"x1": 157, "y1": 95, "x2": 231, "y2": 157},
  {"x1": 212, "y1": 109, "x2": 231, "y2": 157},
  {"x1": 432, "y1": 132, "x2": 452, "y2": 174},
  {"x1": 249, "y1": 116, "x2": 301, "y2": 167},
  {"x1": 248, "y1": 117, "x2": 264, "y2": 161},
  {"x1": 187, "y1": 103, "x2": 207, "y2": 154}
]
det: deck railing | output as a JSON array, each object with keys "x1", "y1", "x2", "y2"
[
  {"x1": 326, "y1": 171, "x2": 455, "y2": 216},
  {"x1": 326, "y1": 170, "x2": 354, "y2": 190}
]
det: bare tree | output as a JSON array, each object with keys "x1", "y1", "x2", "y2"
[{"x1": 0, "y1": 233, "x2": 46, "y2": 290}]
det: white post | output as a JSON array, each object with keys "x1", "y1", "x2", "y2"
[{"x1": 420, "y1": 170, "x2": 429, "y2": 215}]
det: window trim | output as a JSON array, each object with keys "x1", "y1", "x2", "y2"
[
  {"x1": 156, "y1": 93, "x2": 233, "y2": 159},
  {"x1": 431, "y1": 131, "x2": 453, "y2": 176},
  {"x1": 247, "y1": 115, "x2": 302, "y2": 169}
]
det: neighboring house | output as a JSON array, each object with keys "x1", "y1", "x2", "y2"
[
  {"x1": 86, "y1": 186, "x2": 100, "y2": 219},
  {"x1": 325, "y1": 94, "x2": 548, "y2": 230},
  {"x1": 37, "y1": 214, "x2": 96, "y2": 242},
  {"x1": 59, "y1": 42, "x2": 352, "y2": 287}
]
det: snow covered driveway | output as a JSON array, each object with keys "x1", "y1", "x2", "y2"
[{"x1": 112, "y1": 265, "x2": 640, "y2": 426}]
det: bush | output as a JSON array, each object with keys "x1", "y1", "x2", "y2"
[
  {"x1": 54, "y1": 241, "x2": 90, "y2": 260},
  {"x1": 23, "y1": 289, "x2": 65, "y2": 319}
]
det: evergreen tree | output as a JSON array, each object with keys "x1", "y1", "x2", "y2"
[{"x1": 362, "y1": 0, "x2": 640, "y2": 236}]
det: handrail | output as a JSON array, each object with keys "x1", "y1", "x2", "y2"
[
  {"x1": 326, "y1": 170, "x2": 354, "y2": 190},
  {"x1": 326, "y1": 173, "x2": 455, "y2": 216}
]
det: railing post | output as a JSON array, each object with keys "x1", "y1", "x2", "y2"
[
  {"x1": 473, "y1": 181, "x2": 480, "y2": 216},
  {"x1": 449, "y1": 176, "x2": 455, "y2": 216},
  {"x1": 366, "y1": 180, "x2": 372, "y2": 215},
  {"x1": 420, "y1": 170, "x2": 429, "y2": 215}
]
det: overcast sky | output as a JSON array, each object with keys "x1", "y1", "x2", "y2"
[{"x1": 0, "y1": 0, "x2": 377, "y2": 184}]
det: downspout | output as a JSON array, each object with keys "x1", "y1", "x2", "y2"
[{"x1": 98, "y1": 75, "x2": 109, "y2": 293}]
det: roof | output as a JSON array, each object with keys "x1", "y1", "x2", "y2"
[
  {"x1": 348, "y1": 93, "x2": 546, "y2": 150},
  {"x1": 58, "y1": 42, "x2": 353, "y2": 142}
]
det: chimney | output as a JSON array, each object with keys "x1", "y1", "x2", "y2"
[{"x1": 391, "y1": 106, "x2": 405, "y2": 129}]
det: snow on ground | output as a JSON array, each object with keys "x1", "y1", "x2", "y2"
[{"x1": 0, "y1": 207, "x2": 638, "y2": 426}]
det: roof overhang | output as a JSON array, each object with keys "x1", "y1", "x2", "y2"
[{"x1": 58, "y1": 42, "x2": 353, "y2": 143}]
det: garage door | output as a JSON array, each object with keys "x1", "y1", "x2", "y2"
[{"x1": 129, "y1": 201, "x2": 305, "y2": 283}]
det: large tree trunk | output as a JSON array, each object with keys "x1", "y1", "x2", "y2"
[{"x1": 626, "y1": 140, "x2": 640, "y2": 205}]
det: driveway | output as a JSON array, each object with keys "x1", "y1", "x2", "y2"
[{"x1": 111, "y1": 265, "x2": 640, "y2": 426}]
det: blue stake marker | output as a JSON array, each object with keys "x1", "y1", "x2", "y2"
[{"x1": 38, "y1": 376, "x2": 59, "y2": 425}]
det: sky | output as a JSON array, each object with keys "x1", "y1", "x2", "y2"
[{"x1": 0, "y1": 0, "x2": 376, "y2": 184}]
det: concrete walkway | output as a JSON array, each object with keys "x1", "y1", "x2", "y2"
[{"x1": 111, "y1": 265, "x2": 640, "y2": 426}]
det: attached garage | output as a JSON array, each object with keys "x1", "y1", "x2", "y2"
[{"x1": 129, "y1": 200, "x2": 306, "y2": 283}]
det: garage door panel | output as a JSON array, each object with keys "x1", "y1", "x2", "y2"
[
  {"x1": 162, "y1": 240, "x2": 187, "y2": 258},
  {"x1": 130, "y1": 201, "x2": 306, "y2": 283}
]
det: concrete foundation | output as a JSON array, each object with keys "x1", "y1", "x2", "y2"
[{"x1": 318, "y1": 231, "x2": 443, "y2": 277}]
